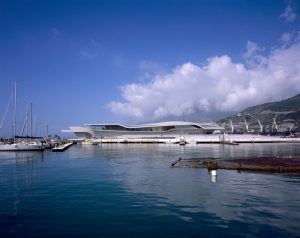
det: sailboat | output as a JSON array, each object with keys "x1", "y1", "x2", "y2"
[
  {"x1": 0, "y1": 82, "x2": 45, "y2": 151},
  {"x1": 0, "y1": 141, "x2": 44, "y2": 151}
]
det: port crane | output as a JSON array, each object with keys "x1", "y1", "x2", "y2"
[
  {"x1": 272, "y1": 113, "x2": 278, "y2": 132},
  {"x1": 244, "y1": 118, "x2": 249, "y2": 133},
  {"x1": 258, "y1": 119, "x2": 263, "y2": 134},
  {"x1": 229, "y1": 119, "x2": 234, "y2": 133}
]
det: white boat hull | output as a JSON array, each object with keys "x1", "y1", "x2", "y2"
[
  {"x1": 81, "y1": 141, "x2": 98, "y2": 145},
  {"x1": 0, "y1": 143, "x2": 45, "y2": 151}
]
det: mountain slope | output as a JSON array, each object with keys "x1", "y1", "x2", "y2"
[
  {"x1": 219, "y1": 93, "x2": 300, "y2": 126},
  {"x1": 242, "y1": 93, "x2": 300, "y2": 114}
]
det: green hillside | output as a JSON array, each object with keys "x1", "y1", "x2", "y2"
[
  {"x1": 242, "y1": 94, "x2": 300, "y2": 114},
  {"x1": 219, "y1": 93, "x2": 300, "y2": 127}
]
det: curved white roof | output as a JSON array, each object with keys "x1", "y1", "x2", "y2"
[
  {"x1": 61, "y1": 126, "x2": 92, "y2": 133},
  {"x1": 84, "y1": 121, "x2": 224, "y2": 130}
]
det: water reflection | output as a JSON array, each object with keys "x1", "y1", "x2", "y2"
[
  {"x1": 0, "y1": 150, "x2": 45, "y2": 222},
  {"x1": 96, "y1": 143, "x2": 300, "y2": 235},
  {"x1": 68, "y1": 144, "x2": 103, "y2": 159},
  {"x1": 0, "y1": 151, "x2": 44, "y2": 164},
  {"x1": 0, "y1": 143, "x2": 300, "y2": 237}
]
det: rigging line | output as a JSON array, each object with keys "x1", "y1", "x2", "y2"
[
  {"x1": 33, "y1": 115, "x2": 37, "y2": 137},
  {"x1": 20, "y1": 104, "x2": 30, "y2": 136},
  {"x1": 0, "y1": 93, "x2": 14, "y2": 132}
]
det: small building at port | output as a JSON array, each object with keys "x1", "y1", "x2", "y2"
[{"x1": 63, "y1": 121, "x2": 224, "y2": 139}]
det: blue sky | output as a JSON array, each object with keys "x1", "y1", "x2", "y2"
[{"x1": 0, "y1": 0, "x2": 299, "y2": 136}]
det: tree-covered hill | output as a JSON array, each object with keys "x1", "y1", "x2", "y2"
[{"x1": 219, "y1": 93, "x2": 300, "y2": 127}]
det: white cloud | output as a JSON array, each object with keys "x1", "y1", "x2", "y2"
[
  {"x1": 281, "y1": 32, "x2": 292, "y2": 43},
  {"x1": 108, "y1": 101, "x2": 143, "y2": 118},
  {"x1": 80, "y1": 49, "x2": 98, "y2": 59},
  {"x1": 242, "y1": 41, "x2": 267, "y2": 67},
  {"x1": 280, "y1": 5, "x2": 296, "y2": 23},
  {"x1": 138, "y1": 60, "x2": 166, "y2": 81},
  {"x1": 108, "y1": 35, "x2": 300, "y2": 120},
  {"x1": 280, "y1": 31, "x2": 299, "y2": 48}
]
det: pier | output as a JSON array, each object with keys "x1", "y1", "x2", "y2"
[
  {"x1": 51, "y1": 142, "x2": 74, "y2": 152},
  {"x1": 77, "y1": 134, "x2": 300, "y2": 145}
]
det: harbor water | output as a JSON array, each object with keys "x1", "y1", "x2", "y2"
[{"x1": 0, "y1": 143, "x2": 300, "y2": 237}]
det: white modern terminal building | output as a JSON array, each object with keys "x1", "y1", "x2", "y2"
[
  {"x1": 62, "y1": 121, "x2": 224, "y2": 140},
  {"x1": 62, "y1": 121, "x2": 300, "y2": 144}
]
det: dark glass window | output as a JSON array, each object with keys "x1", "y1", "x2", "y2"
[{"x1": 175, "y1": 125, "x2": 199, "y2": 129}]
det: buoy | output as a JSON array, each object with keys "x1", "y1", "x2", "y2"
[
  {"x1": 211, "y1": 170, "x2": 217, "y2": 183},
  {"x1": 211, "y1": 170, "x2": 217, "y2": 176}
]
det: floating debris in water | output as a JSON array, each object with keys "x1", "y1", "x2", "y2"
[{"x1": 171, "y1": 156, "x2": 300, "y2": 173}]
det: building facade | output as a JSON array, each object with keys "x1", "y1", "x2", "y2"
[{"x1": 63, "y1": 121, "x2": 224, "y2": 139}]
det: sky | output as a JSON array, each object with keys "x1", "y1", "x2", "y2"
[{"x1": 0, "y1": 0, "x2": 300, "y2": 136}]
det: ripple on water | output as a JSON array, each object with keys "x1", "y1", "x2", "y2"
[{"x1": 0, "y1": 143, "x2": 300, "y2": 237}]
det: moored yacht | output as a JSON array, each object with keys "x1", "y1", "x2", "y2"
[
  {"x1": 0, "y1": 141, "x2": 44, "y2": 151},
  {"x1": 0, "y1": 82, "x2": 45, "y2": 152}
]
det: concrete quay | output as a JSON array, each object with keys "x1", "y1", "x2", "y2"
[
  {"x1": 221, "y1": 134, "x2": 300, "y2": 143},
  {"x1": 52, "y1": 142, "x2": 74, "y2": 152},
  {"x1": 78, "y1": 134, "x2": 300, "y2": 144}
]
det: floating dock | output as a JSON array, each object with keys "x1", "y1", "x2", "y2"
[
  {"x1": 171, "y1": 156, "x2": 300, "y2": 173},
  {"x1": 51, "y1": 142, "x2": 74, "y2": 152}
]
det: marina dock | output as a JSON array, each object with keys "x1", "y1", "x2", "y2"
[{"x1": 51, "y1": 142, "x2": 74, "y2": 152}]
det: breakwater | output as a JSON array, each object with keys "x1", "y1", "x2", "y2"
[{"x1": 77, "y1": 134, "x2": 300, "y2": 144}]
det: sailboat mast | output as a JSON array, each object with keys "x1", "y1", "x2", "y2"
[
  {"x1": 13, "y1": 82, "x2": 17, "y2": 139},
  {"x1": 30, "y1": 102, "x2": 33, "y2": 137},
  {"x1": 33, "y1": 115, "x2": 36, "y2": 137}
]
